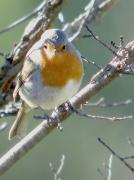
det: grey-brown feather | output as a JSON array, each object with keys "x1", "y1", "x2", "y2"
[
  {"x1": 8, "y1": 102, "x2": 31, "y2": 140},
  {"x1": 13, "y1": 57, "x2": 36, "y2": 102}
]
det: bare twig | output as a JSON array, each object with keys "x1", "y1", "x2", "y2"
[
  {"x1": 98, "y1": 138, "x2": 134, "y2": 173},
  {"x1": 73, "y1": 108, "x2": 133, "y2": 121},
  {"x1": 84, "y1": 97, "x2": 105, "y2": 106},
  {"x1": 97, "y1": 154, "x2": 113, "y2": 180},
  {"x1": 0, "y1": 1, "x2": 47, "y2": 34},
  {"x1": 81, "y1": 56, "x2": 102, "y2": 70},
  {"x1": 84, "y1": 98, "x2": 132, "y2": 108},
  {"x1": 123, "y1": 156, "x2": 134, "y2": 160},
  {"x1": 63, "y1": 0, "x2": 120, "y2": 41},
  {"x1": 85, "y1": 25, "x2": 120, "y2": 58},
  {"x1": 49, "y1": 154, "x2": 65, "y2": 180},
  {"x1": 107, "y1": 154, "x2": 113, "y2": 180}
]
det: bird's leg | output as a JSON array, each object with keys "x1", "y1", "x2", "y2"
[
  {"x1": 34, "y1": 102, "x2": 72, "y2": 131},
  {"x1": 51, "y1": 101, "x2": 74, "y2": 131},
  {"x1": 51, "y1": 107, "x2": 63, "y2": 131},
  {"x1": 34, "y1": 108, "x2": 63, "y2": 131}
]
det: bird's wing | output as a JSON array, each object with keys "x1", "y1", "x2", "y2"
[{"x1": 13, "y1": 57, "x2": 36, "y2": 102}]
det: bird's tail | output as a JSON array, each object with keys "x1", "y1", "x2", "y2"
[{"x1": 8, "y1": 102, "x2": 31, "y2": 140}]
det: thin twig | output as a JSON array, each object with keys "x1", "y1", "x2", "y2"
[
  {"x1": 119, "y1": 36, "x2": 125, "y2": 48},
  {"x1": 107, "y1": 154, "x2": 113, "y2": 180},
  {"x1": 123, "y1": 156, "x2": 134, "y2": 160},
  {"x1": 85, "y1": 25, "x2": 120, "y2": 58},
  {"x1": 0, "y1": 1, "x2": 46, "y2": 34},
  {"x1": 98, "y1": 138, "x2": 134, "y2": 173},
  {"x1": 49, "y1": 154, "x2": 65, "y2": 180},
  {"x1": 81, "y1": 56, "x2": 102, "y2": 70},
  {"x1": 73, "y1": 108, "x2": 133, "y2": 121},
  {"x1": 57, "y1": 154, "x2": 65, "y2": 177},
  {"x1": 63, "y1": 0, "x2": 120, "y2": 41},
  {"x1": 84, "y1": 97, "x2": 105, "y2": 106},
  {"x1": 97, "y1": 154, "x2": 113, "y2": 180},
  {"x1": 110, "y1": 36, "x2": 125, "y2": 50},
  {"x1": 84, "y1": 98, "x2": 132, "y2": 108}
]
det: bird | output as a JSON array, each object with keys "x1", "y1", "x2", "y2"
[{"x1": 8, "y1": 28, "x2": 84, "y2": 140}]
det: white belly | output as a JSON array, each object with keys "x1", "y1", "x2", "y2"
[{"x1": 19, "y1": 69, "x2": 81, "y2": 110}]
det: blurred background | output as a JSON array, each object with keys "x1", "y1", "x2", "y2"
[{"x1": 0, "y1": 0, "x2": 134, "y2": 179}]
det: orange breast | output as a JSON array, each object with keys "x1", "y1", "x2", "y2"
[{"x1": 40, "y1": 49, "x2": 83, "y2": 87}]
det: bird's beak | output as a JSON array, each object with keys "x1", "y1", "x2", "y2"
[
  {"x1": 46, "y1": 46, "x2": 58, "y2": 60},
  {"x1": 50, "y1": 47, "x2": 57, "y2": 57},
  {"x1": 53, "y1": 47, "x2": 57, "y2": 54}
]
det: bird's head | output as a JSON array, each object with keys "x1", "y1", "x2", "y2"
[{"x1": 40, "y1": 29, "x2": 68, "y2": 59}]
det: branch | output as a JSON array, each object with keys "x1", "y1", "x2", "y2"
[
  {"x1": 0, "y1": 1, "x2": 48, "y2": 34},
  {"x1": 107, "y1": 155, "x2": 113, "y2": 180},
  {"x1": 49, "y1": 154, "x2": 65, "y2": 180},
  {"x1": 0, "y1": 40, "x2": 134, "y2": 176},
  {"x1": 81, "y1": 56, "x2": 102, "y2": 70},
  {"x1": 63, "y1": 0, "x2": 120, "y2": 41},
  {"x1": 85, "y1": 98, "x2": 132, "y2": 107},
  {"x1": 73, "y1": 108, "x2": 133, "y2": 121},
  {"x1": 97, "y1": 154, "x2": 113, "y2": 180},
  {"x1": 98, "y1": 138, "x2": 134, "y2": 173}
]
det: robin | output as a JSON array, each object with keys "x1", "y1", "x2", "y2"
[{"x1": 8, "y1": 29, "x2": 84, "y2": 140}]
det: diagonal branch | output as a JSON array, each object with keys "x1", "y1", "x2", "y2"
[{"x1": 0, "y1": 40, "x2": 134, "y2": 176}]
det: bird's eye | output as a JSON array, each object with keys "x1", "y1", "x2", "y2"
[
  {"x1": 62, "y1": 45, "x2": 66, "y2": 50},
  {"x1": 44, "y1": 44, "x2": 47, "y2": 49}
]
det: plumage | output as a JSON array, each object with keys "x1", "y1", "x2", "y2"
[{"x1": 9, "y1": 29, "x2": 84, "y2": 140}]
